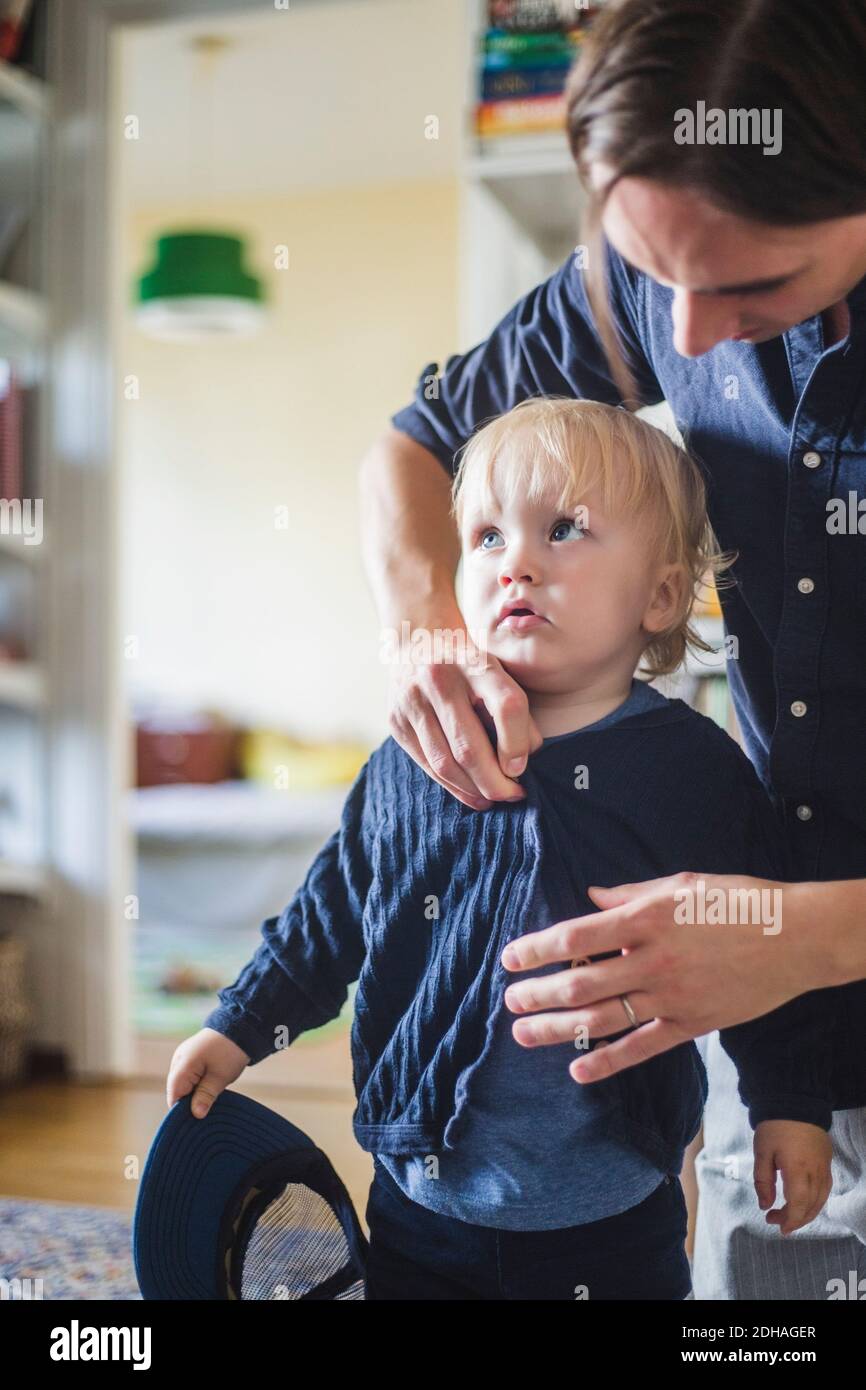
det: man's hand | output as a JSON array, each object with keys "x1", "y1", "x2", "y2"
[
  {"x1": 753, "y1": 1120, "x2": 833, "y2": 1235},
  {"x1": 387, "y1": 636, "x2": 543, "y2": 810},
  {"x1": 500, "y1": 872, "x2": 810, "y2": 1083}
]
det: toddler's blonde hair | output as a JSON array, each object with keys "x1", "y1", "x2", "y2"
[{"x1": 450, "y1": 396, "x2": 735, "y2": 678}]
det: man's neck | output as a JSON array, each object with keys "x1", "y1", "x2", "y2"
[{"x1": 822, "y1": 299, "x2": 850, "y2": 347}]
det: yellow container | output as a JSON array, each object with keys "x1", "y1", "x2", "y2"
[{"x1": 239, "y1": 729, "x2": 372, "y2": 790}]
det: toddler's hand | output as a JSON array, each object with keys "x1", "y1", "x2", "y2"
[
  {"x1": 166, "y1": 1027, "x2": 251, "y2": 1120},
  {"x1": 753, "y1": 1119, "x2": 833, "y2": 1235}
]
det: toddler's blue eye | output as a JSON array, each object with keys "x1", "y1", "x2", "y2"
[
  {"x1": 551, "y1": 518, "x2": 586, "y2": 542},
  {"x1": 479, "y1": 529, "x2": 502, "y2": 550}
]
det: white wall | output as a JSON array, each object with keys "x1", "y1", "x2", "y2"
[{"x1": 115, "y1": 3, "x2": 463, "y2": 744}]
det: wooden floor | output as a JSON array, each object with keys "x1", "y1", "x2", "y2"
[
  {"x1": 0, "y1": 1072, "x2": 376, "y2": 1231},
  {"x1": 0, "y1": 1057, "x2": 701, "y2": 1254}
]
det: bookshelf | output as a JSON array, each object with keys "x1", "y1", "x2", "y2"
[
  {"x1": 458, "y1": 0, "x2": 736, "y2": 737},
  {"x1": 0, "y1": 29, "x2": 51, "y2": 905}
]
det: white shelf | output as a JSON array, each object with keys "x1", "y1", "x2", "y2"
[
  {"x1": 0, "y1": 661, "x2": 46, "y2": 710},
  {"x1": 463, "y1": 131, "x2": 584, "y2": 256},
  {"x1": 0, "y1": 858, "x2": 46, "y2": 898},
  {"x1": 465, "y1": 130, "x2": 575, "y2": 176},
  {"x1": 0, "y1": 57, "x2": 50, "y2": 121}
]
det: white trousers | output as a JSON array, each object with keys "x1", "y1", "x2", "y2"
[{"x1": 691, "y1": 1030, "x2": 866, "y2": 1301}]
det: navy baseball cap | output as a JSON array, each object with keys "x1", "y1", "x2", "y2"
[{"x1": 133, "y1": 1089, "x2": 370, "y2": 1300}]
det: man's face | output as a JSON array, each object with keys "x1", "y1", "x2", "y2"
[
  {"x1": 595, "y1": 169, "x2": 866, "y2": 357},
  {"x1": 459, "y1": 479, "x2": 666, "y2": 693}
]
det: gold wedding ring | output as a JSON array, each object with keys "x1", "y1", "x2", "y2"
[{"x1": 620, "y1": 993, "x2": 638, "y2": 1028}]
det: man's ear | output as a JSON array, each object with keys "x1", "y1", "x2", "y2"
[{"x1": 642, "y1": 564, "x2": 688, "y2": 635}]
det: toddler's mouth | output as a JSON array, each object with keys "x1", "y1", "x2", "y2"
[{"x1": 497, "y1": 609, "x2": 549, "y2": 632}]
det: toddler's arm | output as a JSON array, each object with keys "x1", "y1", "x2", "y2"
[{"x1": 165, "y1": 761, "x2": 374, "y2": 1116}]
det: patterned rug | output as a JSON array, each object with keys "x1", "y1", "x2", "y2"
[{"x1": 0, "y1": 1197, "x2": 141, "y2": 1300}]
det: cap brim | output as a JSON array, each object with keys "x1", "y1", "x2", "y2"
[{"x1": 133, "y1": 1090, "x2": 365, "y2": 1300}]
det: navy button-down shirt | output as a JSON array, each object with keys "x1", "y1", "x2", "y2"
[{"x1": 390, "y1": 240, "x2": 866, "y2": 1104}]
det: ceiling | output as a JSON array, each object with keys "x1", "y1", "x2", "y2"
[{"x1": 115, "y1": 0, "x2": 465, "y2": 206}]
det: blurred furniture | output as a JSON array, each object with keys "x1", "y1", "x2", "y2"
[{"x1": 128, "y1": 779, "x2": 348, "y2": 939}]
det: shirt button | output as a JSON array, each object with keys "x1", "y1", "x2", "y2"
[
  {"x1": 790, "y1": 699, "x2": 808, "y2": 717},
  {"x1": 796, "y1": 804, "x2": 813, "y2": 821},
  {"x1": 802, "y1": 450, "x2": 822, "y2": 468},
  {"x1": 797, "y1": 577, "x2": 815, "y2": 594}
]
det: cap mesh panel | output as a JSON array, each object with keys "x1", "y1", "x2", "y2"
[{"x1": 239, "y1": 1180, "x2": 365, "y2": 1300}]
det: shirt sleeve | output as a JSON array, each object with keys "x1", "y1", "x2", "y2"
[
  {"x1": 389, "y1": 238, "x2": 665, "y2": 476},
  {"x1": 707, "y1": 756, "x2": 835, "y2": 1132},
  {"x1": 201, "y1": 763, "x2": 372, "y2": 1065}
]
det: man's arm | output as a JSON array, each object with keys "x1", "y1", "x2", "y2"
[
  {"x1": 359, "y1": 426, "x2": 462, "y2": 639},
  {"x1": 386, "y1": 244, "x2": 663, "y2": 472},
  {"x1": 710, "y1": 769, "x2": 836, "y2": 1132},
  {"x1": 718, "y1": 989, "x2": 835, "y2": 1133}
]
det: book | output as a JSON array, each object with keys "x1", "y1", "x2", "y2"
[
  {"x1": 484, "y1": 28, "x2": 582, "y2": 59},
  {"x1": 0, "y1": 359, "x2": 23, "y2": 502},
  {"x1": 482, "y1": 64, "x2": 574, "y2": 102},
  {"x1": 488, "y1": 0, "x2": 569, "y2": 32},
  {"x1": 476, "y1": 93, "x2": 566, "y2": 137}
]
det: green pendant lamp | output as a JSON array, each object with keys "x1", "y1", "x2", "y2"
[
  {"x1": 134, "y1": 230, "x2": 266, "y2": 341},
  {"x1": 132, "y1": 37, "x2": 267, "y2": 341}
]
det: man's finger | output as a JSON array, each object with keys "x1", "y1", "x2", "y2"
[
  {"x1": 567, "y1": 1018, "x2": 690, "y2": 1082},
  {"x1": 427, "y1": 678, "x2": 527, "y2": 803},
  {"x1": 587, "y1": 877, "x2": 676, "y2": 907},
  {"x1": 501, "y1": 904, "x2": 644, "y2": 973},
  {"x1": 392, "y1": 712, "x2": 493, "y2": 810},
  {"x1": 511, "y1": 991, "x2": 656, "y2": 1046},
  {"x1": 469, "y1": 668, "x2": 541, "y2": 777},
  {"x1": 504, "y1": 954, "x2": 645, "y2": 1015}
]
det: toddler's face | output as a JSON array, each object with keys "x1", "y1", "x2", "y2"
[{"x1": 459, "y1": 480, "x2": 669, "y2": 692}]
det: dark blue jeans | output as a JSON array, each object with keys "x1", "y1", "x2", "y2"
[{"x1": 364, "y1": 1158, "x2": 692, "y2": 1300}]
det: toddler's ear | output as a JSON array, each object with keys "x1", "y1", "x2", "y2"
[{"x1": 642, "y1": 562, "x2": 688, "y2": 634}]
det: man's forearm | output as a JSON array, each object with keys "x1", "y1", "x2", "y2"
[
  {"x1": 358, "y1": 426, "x2": 464, "y2": 630},
  {"x1": 789, "y1": 877, "x2": 866, "y2": 989}
]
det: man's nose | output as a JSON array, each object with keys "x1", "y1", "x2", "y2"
[{"x1": 671, "y1": 287, "x2": 740, "y2": 357}]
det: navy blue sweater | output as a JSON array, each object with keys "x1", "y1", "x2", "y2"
[{"x1": 203, "y1": 694, "x2": 835, "y2": 1176}]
